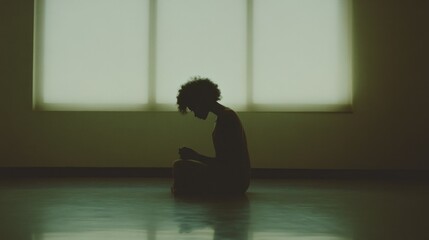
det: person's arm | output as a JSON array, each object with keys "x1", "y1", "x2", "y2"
[
  {"x1": 179, "y1": 147, "x2": 217, "y2": 165},
  {"x1": 195, "y1": 153, "x2": 217, "y2": 166},
  {"x1": 214, "y1": 112, "x2": 244, "y2": 161}
]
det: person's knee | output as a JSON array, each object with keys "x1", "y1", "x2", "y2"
[
  {"x1": 173, "y1": 159, "x2": 206, "y2": 169},
  {"x1": 173, "y1": 159, "x2": 190, "y2": 170},
  {"x1": 173, "y1": 159, "x2": 182, "y2": 168}
]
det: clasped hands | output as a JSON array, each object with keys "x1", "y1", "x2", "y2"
[{"x1": 179, "y1": 147, "x2": 200, "y2": 160}]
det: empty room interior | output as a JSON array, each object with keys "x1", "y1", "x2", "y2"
[{"x1": 1, "y1": 0, "x2": 428, "y2": 239}]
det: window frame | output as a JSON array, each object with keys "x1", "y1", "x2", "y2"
[{"x1": 33, "y1": 0, "x2": 353, "y2": 112}]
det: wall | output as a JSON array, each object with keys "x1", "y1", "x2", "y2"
[{"x1": 1, "y1": 0, "x2": 428, "y2": 169}]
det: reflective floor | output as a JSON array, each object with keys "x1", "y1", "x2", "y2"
[{"x1": 0, "y1": 178, "x2": 428, "y2": 240}]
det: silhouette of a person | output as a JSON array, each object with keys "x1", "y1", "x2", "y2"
[{"x1": 172, "y1": 77, "x2": 251, "y2": 195}]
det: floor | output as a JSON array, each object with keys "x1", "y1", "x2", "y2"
[{"x1": 0, "y1": 178, "x2": 428, "y2": 240}]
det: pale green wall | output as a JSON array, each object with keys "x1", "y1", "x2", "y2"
[{"x1": 1, "y1": 0, "x2": 428, "y2": 169}]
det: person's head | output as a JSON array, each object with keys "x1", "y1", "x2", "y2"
[{"x1": 177, "y1": 77, "x2": 221, "y2": 119}]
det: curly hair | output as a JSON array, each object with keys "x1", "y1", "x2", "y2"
[{"x1": 177, "y1": 76, "x2": 221, "y2": 114}]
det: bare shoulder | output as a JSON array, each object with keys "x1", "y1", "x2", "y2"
[
  {"x1": 220, "y1": 107, "x2": 238, "y2": 118},
  {"x1": 218, "y1": 108, "x2": 241, "y2": 126}
]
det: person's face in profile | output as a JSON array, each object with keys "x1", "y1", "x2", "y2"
[{"x1": 188, "y1": 103, "x2": 209, "y2": 120}]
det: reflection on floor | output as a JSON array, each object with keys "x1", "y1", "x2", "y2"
[{"x1": 0, "y1": 178, "x2": 428, "y2": 240}]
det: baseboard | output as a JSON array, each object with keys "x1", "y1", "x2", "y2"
[
  {"x1": 251, "y1": 168, "x2": 429, "y2": 180},
  {"x1": 0, "y1": 167, "x2": 171, "y2": 178},
  {"x1": 0, "y1": 167, "x2": 428, "y2": 180}
]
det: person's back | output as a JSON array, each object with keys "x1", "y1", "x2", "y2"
[{"x1": 211, "y1": 108, "x2": 250, "y2": 193}]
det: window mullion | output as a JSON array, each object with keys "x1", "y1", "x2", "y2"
[
  {"x1": 246, "y1": 0, "x2": 254, "y2": 111},
  {"x1": 148, "y1": 0, "x2": 157, "y2": 110}
]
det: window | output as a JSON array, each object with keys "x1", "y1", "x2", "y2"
[{"x1": 33, "y1": 0, "x2": 352, "y2": 111}]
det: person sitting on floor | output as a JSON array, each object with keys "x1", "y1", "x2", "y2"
[{"x1": 172, "y1": 77, "x2": 251, "y2": 195}]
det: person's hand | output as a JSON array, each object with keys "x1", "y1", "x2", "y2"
[{"x1": 179, "y1": 147, "x2": 199, "y2": 160}]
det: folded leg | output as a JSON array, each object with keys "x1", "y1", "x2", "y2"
[{"x1": 172, "y1": 159, "x2": 211, "y2": 195}]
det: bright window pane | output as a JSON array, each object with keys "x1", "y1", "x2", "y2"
[
  {"x1": 155, "y1": 0, "x2": 247, "y2": 106},
  {"x1": 34, "y1": 0, "x2": 352, "y2": 111},
  {"x1": 36, "y1": 0, "x2": 149, "y2": 106},
  {"x1": 253, "y1": 0, "x2": 352, "y2": 107}
]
